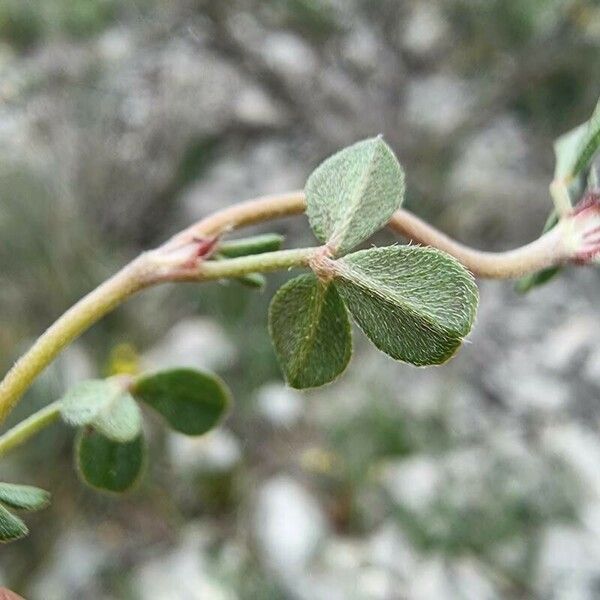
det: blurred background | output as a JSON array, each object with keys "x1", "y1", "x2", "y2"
[{"x1": 0, "y1": 0, "x2": 599, "y2": 598}]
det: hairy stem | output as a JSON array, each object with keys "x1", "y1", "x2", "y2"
[
  {"x1": 164, "y1": 191, "x2": 569, "y2": 278},
  {"x1": 0, "y1": 401, "x2": 62, "y2": 458},
  {"x1": 0, "y1": 190, "x2": 572, "y2": 426},
  {"x1": 156, "y1": 247, "x2": 316, "y2": 284},
  {"x1": 388, "y1": 210, "x2": 566, "y2": 278}
]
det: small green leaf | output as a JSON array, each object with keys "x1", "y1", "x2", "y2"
[
  {"x1": 0, "y1": 483, "x2": 50, "y2": 511},
  {"x1": 0, "y1": 504, "x2": 28, "y2": 543},
  {"x1": 306, "y1": 137, "x2": 405, "y2": 255},
  {"x1": 218, "y1": 233, "x2": 285, "y2": 258},
  {"x1": 133, "y1": 369, "x2": 231, "y2": 436},
  {"x1": 334, "y1": 246, "x2": 478, "y2": 366},
  {"x1": 234, "y1": 272, "x2": 266, "y2": 289},
  {"x1": 60, "y1": 379, "x2": 142, "y2": 443},
  {"x1": 554, "y1": 97, "x2": 600, "y2": 182},
  {"x1": 269, "y1": 273, "x2": 352, "y2": 388},
  {"x1": 515, "y1": 266, "x2": 561, "y2": 294},
  {"x1": 76, "y1": 429, "x2": 145, "y2": 493}
]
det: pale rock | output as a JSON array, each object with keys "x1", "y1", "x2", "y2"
[
  {"x1": 541, "y1": 316, "x2": 598, "y2": 372},
  {"x1": 96, "y1": 28, "x2": 133, "y2": 63},
  {"x1": 357, "y1": 566, "x2": 396, "y2": 600},
  {"x1": 233, "y1": 86, "x2": 287, "y2": 127},
  {"x1": 256, "y1": 382, "x2": 303, "y2": 428},
  {"x1": 342, "y1": 26, "x2": 381, "y2": 72},
  {"x1": 181, "y1": 141, "x2": 304, "y2": 222},
  {"x1": 254, "y1": 476, "x2": 327, "y2": 578},
  {"x1": 261, "y1": 32, "x2": 318, "y2": 80},
  {"x1": 542, "y1": 424, "x2": 600, "y2": 500},
  {"x1": 168, "y1": 429, "x2": 242, "y2": 475},
  {"x1": 451, "y1": 558, "x2": 499, "y2": 600},
  {"x1": 29, "y1": 529, "x2": 108, "y2": 599},
  {"x1": 584, "y1": 347, "x2": 600, "y2": 384},
  {"x1": 367, "y1": 521, "x2": 419, "y2": 579},
  {"x1": 536, "y1": 525, "x2": 600, "y2": 597},
  {"x1": 143, "y1": 318, "x2": 236, "y2": 373},
  {"x1": 407, "y1": 556, "x2": 454, "y2": 600},
  {"x1": 403, "y1": 2, "x2": 449, "y2": 57},
  {"x1": 505, "y1": 373, "x2": 569, "y2": 414},
  {"x1": 448, "y1": 117, "x2": 547, "y2": 239},
  {"x1": 405, "y1": 74, "x2": 473, "y2": 136},
  {"x1": 134, "y1": 526, "x2": 236, "y2": 600},
  {"x1": 379, "y1": 455, "x2": 442, "y2": 512}
]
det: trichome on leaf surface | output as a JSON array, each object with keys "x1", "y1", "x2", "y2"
[{"x1": 0, "y1": 97, "x2": 599, "y2": 543}]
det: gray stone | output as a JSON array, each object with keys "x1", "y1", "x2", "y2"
[
  {"x1": 402, "y1": 3, "x2": 449, "y2": 58},
  {"x1": 254, "y1": 476, "x2": 327, "y2": 578},
  {"x1": 405, "y1": 74, "x2": 473, "y2": 136},
  {"x1": 142, "y1": 318, "x2": 236, "y2": 373},
  {"x1": 168, "y1": 428, "x2": 242, "y2": 475},
  {"x1": 255, "y1": 382, "x2": 303, "y2": 428},
  {"x1": 133, "y1": 526, "x2": 237, "y2": 600}
]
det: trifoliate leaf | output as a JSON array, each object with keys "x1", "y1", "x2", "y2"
[
  {"x1": 334, "y1": 246, "x2": 478, "y2": 366},
  {"x1": 554, "y1": 97, "x2": 600, "y2": 182},
  {"x1": 60, "y1": 379, "x2": 142, "y2": 443},
  {"x1": 218, "y1": 233, "x2": 285, "y2": 258},
  {"x1": 76, "y1": 429, "x2": 145, "y2": 493},
  {"x1": 0, "y1": 504, "x2": 28, "y2": 543},
  {"x1": 269, "y1": 273, "x2": 352, "y2": 388},
  {"x1": 306, "y1": 137, "x2": 405, "y2": 255},
  {"x1": 133, "y1": 369, "x2": 231, "y2": 436},
  {"x1": 0, "y1": 483, "x2": 50, "y2": 511}
]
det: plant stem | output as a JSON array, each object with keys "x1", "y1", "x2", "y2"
[
  {"x1": 163, "y1": 190, "x2": 569, "y2": 278},
  {"x1": 0, "y1": 260, "x2": 149, "y2": 424},
  {"x1": 160, "y1": 247, "x2": 317, "y2": 283},
  {"x1": 388, "y1": 210, "x2": 566, "y2": 278},
  {"x1": 0, "y1": 190, "x2": 573, "y2": 427},
  {"x1": 0, "y1": 401, "x2": 62, "y2": 458}
]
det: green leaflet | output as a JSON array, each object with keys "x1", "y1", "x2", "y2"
[
  {"x1": 133, "y1": 369, "x2": 231, "y2": 436},
  {"x1": 76, "y1": 429, "x2": 145, "y2": 493},
  {"x1": 0, "y1": 483, "x2": 50, "y2": 511},
  {"x1": 60, "y1": 379, "x2": 142, "y2": 443},
  {"x1": 554, "y1": 96, "x2": 600, "y2": 182},
  {"x1": 233, "y1": 272, "x2": 266, "y2": 289},
  {"x1": 0, "y1": 503, "x2": 28, "y2": 543},
  {"x1": 269, "y1": 273, "x2": 352, "y2": 388},
  {"x1": 333, "y1": 246, "x2": 478, "y2": 366},
  {"x1": 218, "y1": 233, "x2": 284, "y2": 258},
  {"x1": 573, "y1": 97, "x2": 600, "y2": 178},
  {"x1": 306, "y1": 137, "x2": 405, "y2": 255},
  {"x1": 521, "y1": 97, "x2": 600, "y2": 293}
]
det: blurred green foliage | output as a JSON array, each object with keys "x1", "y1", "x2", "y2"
[{"x1": 0, "y1": 0, "x2": 125, "y2": 50}]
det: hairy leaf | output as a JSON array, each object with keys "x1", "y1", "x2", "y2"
[
  {"x1": 334, "y1": 246, "x2": 478, "y2": 366},
  {"x1": 554, "y1": 97, "x2": 600, "y2": 182},
  {"x1": 0, "y1": 483, "x2": 50, "y2": 511},
  {"x1": 76, "y1": 429, "x2": 145, "y2": 493},
  {"x1": 218, "y1": 233, "x2": 284, "y2": 258},
  {"x1": 133, "y1": 369, "x2": 231, "y2": 436},
  {"x1": 60, "y1": 379, "x2": 142, "y2": 443},
  {"x1": 269, "y1": 273, "x2": 352, "y2": 388},
  {"x1": 306, "y1": 137, "x2": 405, "y2": 255},
  {"x1": 0, "y1": 504, "x2": 28, "y2": 543}
]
